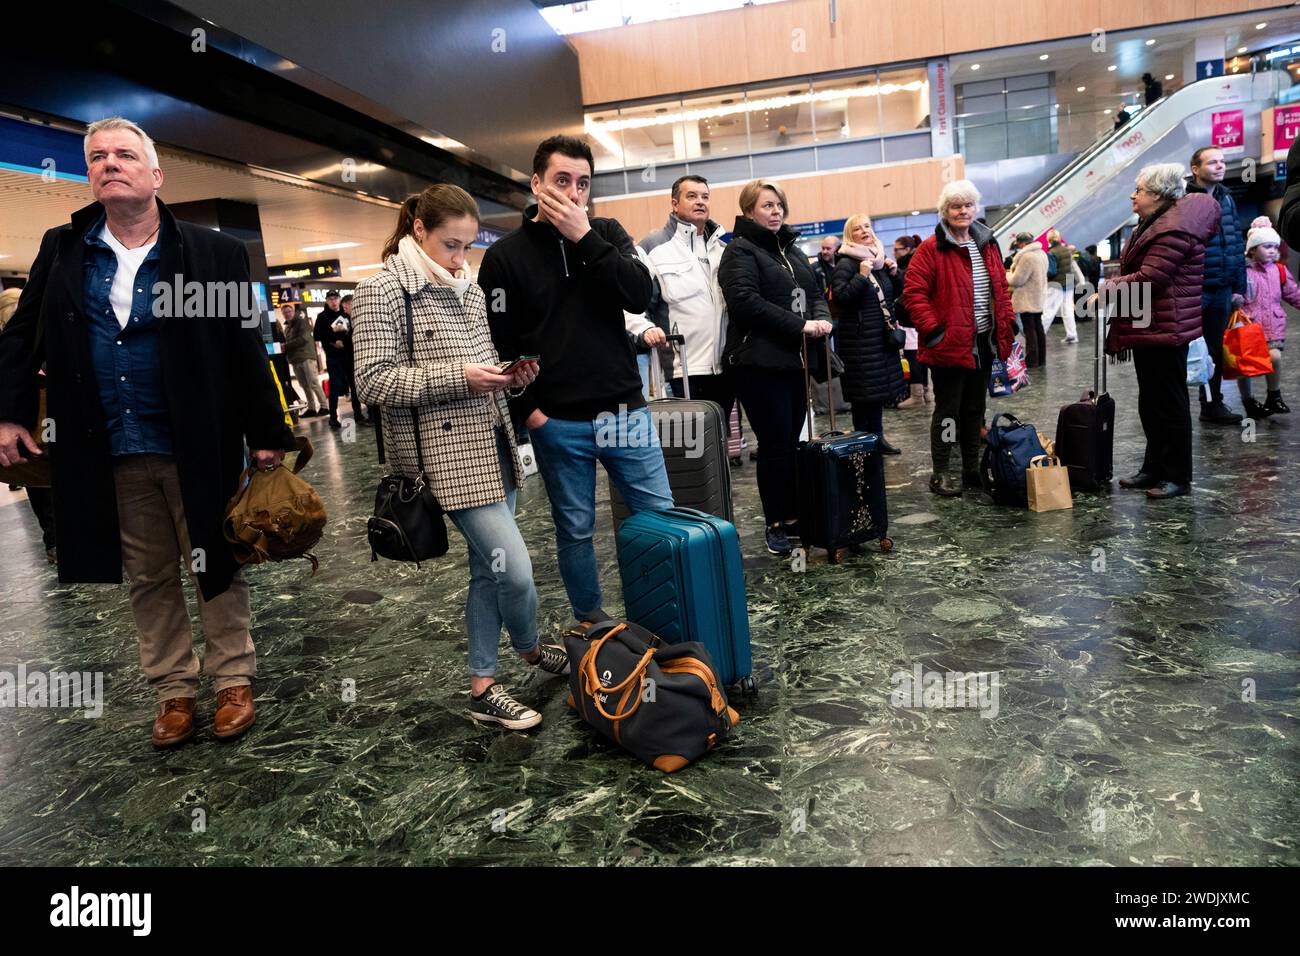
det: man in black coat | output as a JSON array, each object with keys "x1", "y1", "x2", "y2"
[
  {"x1": 313, "y1": 289, "x2": 352, "y2": 428},
  {"x1": 479, "y1": 135, "x2": 671, "y2": 624},
  {"x1": 0, "y1": 117, "x2": 293, "y2": 748},
  {"x1": 1187, "y1": 146, "x2": 1247, "y2": 424}
]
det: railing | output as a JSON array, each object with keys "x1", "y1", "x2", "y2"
[{"x1": 991, "y1": 70, "x2": 1283, "y2": 249}]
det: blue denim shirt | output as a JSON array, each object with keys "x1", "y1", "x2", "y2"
[{"x1": 83, "y1": 215, "x2": 172, "y2": 456}]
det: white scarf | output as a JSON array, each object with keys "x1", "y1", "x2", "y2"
[{"x1": 398, "y1": 234, "x2": 473, "y2": 300}]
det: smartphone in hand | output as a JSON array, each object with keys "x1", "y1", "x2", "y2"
[{"x1": 497, "y1": 355, "x2": 540, "y2": 374}]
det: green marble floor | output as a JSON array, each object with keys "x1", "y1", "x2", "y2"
[{"x1": 1, "y1": 321, "x2": 1296, "y2": 866}]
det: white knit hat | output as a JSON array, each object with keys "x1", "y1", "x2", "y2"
[
  {"x1": 1251, "y1": 215, "x2": 1273, "y2": 230},
  {"x1": 1247, "y1": 226, "x2": 1282, "y2": 252}
]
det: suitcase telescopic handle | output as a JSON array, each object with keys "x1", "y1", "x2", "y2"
[
  {"x1": 668, "y1": 324, "x2": 689, "y2": 400},
  {"x1": 800, "y1": 334, "x2": 837, "y2": 437}
]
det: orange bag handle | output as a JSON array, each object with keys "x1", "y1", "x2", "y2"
[{"x1": 579, "y1": 623, "x2": 656, "y2": 723}]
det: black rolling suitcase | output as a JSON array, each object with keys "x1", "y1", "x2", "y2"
[
  {"x1": 610, "y1": 331, "x2": 732, "y2": 528},
  {"x1": 1055, "y1": 301, "x2": 1115, "y2": 491},
  {"x1": 795, "y1": 338, "x2": 892, "y2": 563}
]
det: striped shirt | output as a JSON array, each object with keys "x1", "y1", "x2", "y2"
[{"x1": 962, "y1": 239, "x2": 993, "y2": 333}]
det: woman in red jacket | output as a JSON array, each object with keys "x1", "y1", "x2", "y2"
[
  {"x1": 901, "y1": 180, "x2": 1015, "y2": 497},
  {"x1": 1095, "y1": 162, "x2": 1220, "y2": 500}
]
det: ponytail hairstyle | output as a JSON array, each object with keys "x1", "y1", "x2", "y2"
[
  {"x1": 381, "y1": 184, "x2": 481, "y2": 261},
  {"x1": 895, "y1": 234, "x2": 922, "y2": 253}
]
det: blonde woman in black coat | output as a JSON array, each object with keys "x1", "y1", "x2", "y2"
[{"x1": 830, "y1": 214, "x2": 904, "y2": 454}]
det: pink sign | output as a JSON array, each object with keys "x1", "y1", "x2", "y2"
[
  {"x1": 1212, "y1": 109, "x2": 1244, "y2": 156},
  {"x1": 1274, "y1": 106, "x2": 1300, "y2": 158}
]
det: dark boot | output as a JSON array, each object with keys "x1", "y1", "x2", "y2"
[{"x1": 929, "y1": 474, "x2": 963, "y2": 497}]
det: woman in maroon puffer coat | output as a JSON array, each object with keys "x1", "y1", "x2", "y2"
[
  {"x1": 1096, "y1": 162, "x2": 1220, "y2": 500},
  {"x1": 902, "y1": 180, "x2": 1015, "y2": 497}
]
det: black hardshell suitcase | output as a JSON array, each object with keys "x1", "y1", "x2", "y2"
[
  {"x1": 795, "y1": 338, "x2": 893, "y2": 563},
  {"x1": 611, "y1": 332, "x2": 732, "y2": 528},
  {"x1": 1055, "y1": 302, "x2": 1115, "y2": 491}
]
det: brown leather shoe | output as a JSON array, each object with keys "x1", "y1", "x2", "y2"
[
  {"x1": 213, "y1": 685, "x2": 256, "y2": 740},
  {"x1": 152, "y1": 697, "x2": 196, "y2": 747}
]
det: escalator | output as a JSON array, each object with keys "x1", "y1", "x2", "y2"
[{"x1": 991, "y1": 71, "x2": 1281, "y2": 252}]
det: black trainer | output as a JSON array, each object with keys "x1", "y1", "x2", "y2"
[
  {"x1": 1119, "y1": 471, "x2": 1160, "y2": 489},
  {"x1": 1199, "y1": 400, "x2": 1242, "y2": 425},
  {"x1": 1264, "y1": 393, "x2": 1291, "y2": 415},
  {"x1": 526, "y1": 644, "x2": 570, "y2": 676},
  {"x1": 765, "y1": 524, "x2": 792, "y2": 556},
  {"x1": 929, "y1": 475, "x2": 963, "y2": 497},
  {"x1": 1146, "y1": 481, "x2": 1191, "y2": 500},
  {"x1": 469, "y1": 684, "x2": 542, "y2": 730}
]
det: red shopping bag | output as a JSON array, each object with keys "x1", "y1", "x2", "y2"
[{"x1": 1221, "y1": 310, "x2": 1274, "y2": 380}]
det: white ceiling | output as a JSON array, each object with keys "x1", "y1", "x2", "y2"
[
  {"x1": 0, "y1": 147, "x2": 494, "y2": 282},
  {"x1": 950, "y1": 8, "x2": 1300, "y2": 113}
]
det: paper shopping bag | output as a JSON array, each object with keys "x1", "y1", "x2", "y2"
[{"x1": 1026, "y1": 455, "x2": 1072, "y2": 512}]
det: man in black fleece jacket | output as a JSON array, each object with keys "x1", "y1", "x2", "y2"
[{"x1": 479, "y1": 135, "x2": 673, "y2": 623}]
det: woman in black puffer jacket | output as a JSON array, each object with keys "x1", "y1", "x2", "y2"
[
  {"x1": 830, "y1": 214, "x2": 904, "y2": 454},
  {"x1": 719, "y1": 179, "x2": 834, "y2": 557}
]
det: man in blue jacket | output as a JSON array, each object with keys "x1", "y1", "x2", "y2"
[{"x1": 1187, "y1": 147, "x2": 1246, "y2": 425}]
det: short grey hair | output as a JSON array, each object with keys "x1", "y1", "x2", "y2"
[
  {"x1": 1136, "y1": 163, "x2": 1186, "y2": 201},
  {"x1": 84, "y1": 117, "x2": 160, "y2": 173},
  {"x1": 937, "y1": 179, "x2": 981, "y2": 217}
]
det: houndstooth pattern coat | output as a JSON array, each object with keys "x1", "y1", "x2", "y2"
[{"x1": 353, "y1": 254, "x2": 524, "y2": 512}]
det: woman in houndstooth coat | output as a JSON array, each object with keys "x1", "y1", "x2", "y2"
[{"x1": 353, "y1": 185, "x2": 571, "y2": 730}]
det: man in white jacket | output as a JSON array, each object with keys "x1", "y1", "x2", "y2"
[{"x1": 639, "y1": 175, "x2": 731, "y2": 419}]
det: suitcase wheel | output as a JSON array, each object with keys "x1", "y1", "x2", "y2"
[
  {"x1": 879, "y1": 537, "x2": 894, "y2": 553},
  {"x1": 735, "y1": 676, "x2": 758, "y2": 697}
]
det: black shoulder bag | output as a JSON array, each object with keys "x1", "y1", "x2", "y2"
[{"x1": 367, "y1": 291, "x2": 449, "y2": 565}]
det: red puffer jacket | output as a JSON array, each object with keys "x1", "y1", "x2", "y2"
[
  {"x1": 901, "y1": 221, "x2": 1015, "y2": 369},
  {"x1": 1104, "y1": 193, "x2": 1220, "y2": 353}
]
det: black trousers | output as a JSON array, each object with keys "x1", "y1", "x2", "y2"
[
  {"x1": 903, "y1": 349, "x2": 929, "y2": 387},
  {"x1": 1200, "y1": 286, "x2": 1232, "y2": 404},
  {"x1": 851, "y1": 401, "x2": 884, "y2": 437},
  {"x1": 733, "y1": 366, "x2": 806, "y2": 525},
  {"x1": 25, "y1": 486, "x2": 56, "y2": 550},
  {"x1": 1020, "y1": 311, "x2": 1045, "y2": 368},
  {"x1": 671, "y1": 372, "x2": 736, "y2": 435},
  {"x1": 326, "y1": 355, "x2": 352, "y2": 419},
  {"x1": 1134, "y1": 344, "x2": 1192, "y2": 484},
  {"x1": 928, "y1": 332, "x2": 993, "y2": 476}
]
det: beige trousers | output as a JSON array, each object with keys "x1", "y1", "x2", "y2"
[
  {"x1": 292, "y1": 359, "x2": 328, "y2": 412},
  {"x1": 112, "y1": 454, "x2": 256, "y2": 700}
]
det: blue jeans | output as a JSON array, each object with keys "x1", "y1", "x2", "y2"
[
  {"x1": 446, "y1": 431, "x2": 539, "y2": 678},
  {"x1": 637, "y1": 352, "x2": 652, "y2": 399},
  {"x1": 529, "y1": 406, "x2": 674, "y2": 618}
]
